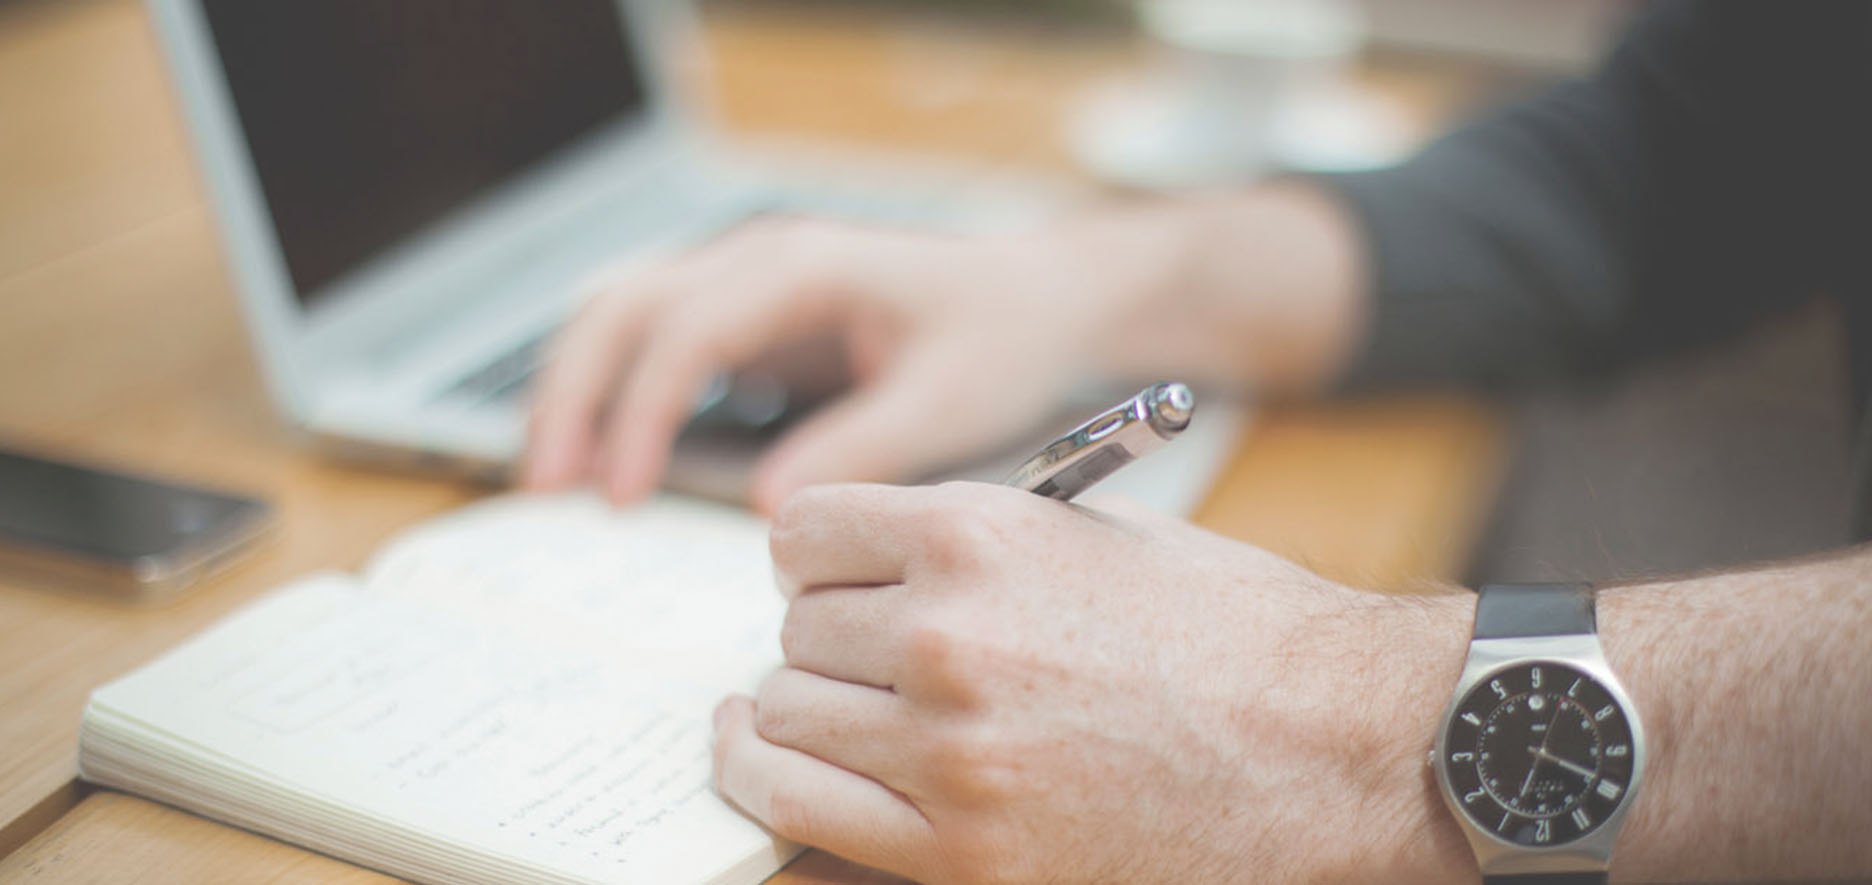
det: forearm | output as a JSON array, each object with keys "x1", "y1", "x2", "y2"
[
  {"x1": 1322, "y1": 3, "x2": 1869, "y2": 394},
  {"x1": 1600, "y1": 548, "x2": 1872, "y2": 880},
  {"x1": 1046, "y1": 182, "x2": 1369, "y2": 397}
]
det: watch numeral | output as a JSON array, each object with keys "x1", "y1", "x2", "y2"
[
  {"x1": 1531, "y1": 667, "x2": 1543, "y2": 689},
  {"x1": 1595, "y1": 704, "x2": 1615, "y2": 722},
  {"x1": 1535, "y1": 819, "x2": 1551, "y2": 843},
  {"x1": 1461, "y1": 712, "x2": 1482, "y2": 727},
  {"x1": 1606, "y1": 744, "x2": 1629, "y2": 757},
  {"x1": 1451, "y1": 752, "x2": 1475, "y2": 764},
  {"x1": 1490, "y1": 679, "x2": 1508, "y2": 700},
  {"x1": 1596, "y1": 780, "x2": 1623, "y2": 800},
  {"x1": 1568, "y1": 678, "x2": 1582, "y2": 697},
  {"x1": 1572, "y1": 808, "x2": 1591, "y2": 829},
  {"x1": 1464, "y1": 788, "x2": 1485, "y2": 805}
]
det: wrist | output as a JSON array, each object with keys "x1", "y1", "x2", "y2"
[
  {"x1": 1216, "y1": 182, "x2": 1369, "y2": 395},
  {"x1": 1592, "y1": 581, "x2": 1682, "y2": 882},
  {"x1": 1379, "y1": 590, "x2": 1485, "y2": 883},
  {"x1": 1316, "y1": 588, "x2": 1479, "y2": 883},
  {"x1": 1033, "y1": 202, "x2": 1209, "y2": 381},
  {"x1": 1044, "y1": 183, "x2": 1368, "y2": 395}
]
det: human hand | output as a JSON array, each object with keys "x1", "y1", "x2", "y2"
[
  {"x1": 523, "y1": 217, "x2": 1148, "y2": 513},
  {"x1": 712, "y1": 481, "x2": 1475, "y2": 883},
  {"x1": 524, "y1": 183, "x2": 1365, "y2": 514}
]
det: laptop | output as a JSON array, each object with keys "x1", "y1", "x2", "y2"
[{"x1": 146, "y1": 0, "x2": 1247, "y2": 514}]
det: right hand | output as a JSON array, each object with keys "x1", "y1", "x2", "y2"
[
  {"x1": 522, "y1": 216, "x2": 1149, "y2": 513},
  {"x1": 712, "y1": 481, "x2": 1474, "y2": 883}
]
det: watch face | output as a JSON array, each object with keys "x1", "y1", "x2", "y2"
[{"x1": 1443, "y1": 661, "x2": 1636, "y2": 847}]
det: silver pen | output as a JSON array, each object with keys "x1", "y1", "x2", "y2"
[{"x1": 1003, "y1": 382, "x2": 1195, "y2": 501}]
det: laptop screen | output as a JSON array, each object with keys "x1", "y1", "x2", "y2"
[{"x1": 200, "y1": 0, "x2": 649, "y2": 305}]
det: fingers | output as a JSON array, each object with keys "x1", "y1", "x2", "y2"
[
  {"x1": 770, "y1": 480, "x2": 1057, "y2": 597},
  {"x1": 768, "y1": 483, "x2": 927, "y2": 597},
  {"x1": 781, "y1": 585, "x2": 908, "y2": 687},
  {"x1": 522, "y1": 270, "x2": 668, "y2": 490},
  {"x1": 595, "y1": 266, "x2": 849, "y2": 504},
  {"x1": 525, "y1": 218, "x2": 859, "y2": 499},
  {"x1": 712, "y1": 695, "x2": 934, "y2": 877},
  {"x1": 526, "y1": 216, "x2": 1030, "y2": 504},
  {"x1": 752, "y1": 668, "x2": 917, "y2": 782}
]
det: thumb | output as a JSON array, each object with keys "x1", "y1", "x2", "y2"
[
  {"x1": 1075, "y1": 492, "x2": 1187, "y2": 533},
  {"x1": 1075, "y1": 491, "x2": 1161, "y2": 519}
]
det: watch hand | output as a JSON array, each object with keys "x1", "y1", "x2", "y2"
[
  {"x1": 1534, "y1": 704, "x2": 1565, "y2": 756},
  {"x1": 1517, "y1": 702, "x2": 1569, "y2": 802},
  {"x1": 1527, "y1": 745, "x2": 1598, "y2": 780},
  {"x1": 1517, "y1": 754, "x2": 1541, "y2": 801}
]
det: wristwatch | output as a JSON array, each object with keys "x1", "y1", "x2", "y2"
[{"x1": 1432, "y1": 583, "x2": 1647, "y2": 883}]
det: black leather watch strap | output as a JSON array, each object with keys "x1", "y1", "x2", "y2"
[
  {"x1": 1467, "y1": 585, "x2": 1611, "y2": 885},
  {"x1": 1473, "y1": 582, "x2": 1595, "y2": 639},
  {"x1": 1483, "y1": 874, "x2": 1606, "y2": 885}
]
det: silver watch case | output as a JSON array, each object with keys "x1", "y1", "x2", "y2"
[{"x1": 1432, "y1": 633, "x2": 1648, "y2": 877}]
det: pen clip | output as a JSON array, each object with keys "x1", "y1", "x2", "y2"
[{"x1": 1004, "y1": 383, "x2": 1194, "y2": 501}]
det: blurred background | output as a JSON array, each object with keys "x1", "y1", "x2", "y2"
[{"x1": 0, "y1": 0, "x2": 1848, "y2": 590}]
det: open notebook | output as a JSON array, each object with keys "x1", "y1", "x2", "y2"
[
  {"x1": 78, "y1": 493, "x2": 800, "y2": 885},
  {"x1": 75, "y1": 398, "x2": 1247, "y2": 883}
]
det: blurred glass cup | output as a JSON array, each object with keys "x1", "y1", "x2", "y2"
[{"x1": 1069, "y1": 0, "x2": 1399, "y2": 189}]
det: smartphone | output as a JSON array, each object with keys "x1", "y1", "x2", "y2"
[{"x1": 0, "y1": 448, "x2": 272, "y2": 602}]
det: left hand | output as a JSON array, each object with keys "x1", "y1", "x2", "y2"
[{"x1": 711, "y1": 481, "x2": 1475, "y2": 884}]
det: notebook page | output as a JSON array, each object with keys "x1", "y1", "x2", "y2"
[
  {"x1": 86, "y1": 574, "x2": 796, "y2": 885},
  {"x1": 362, "y1": 493, "x2": 784, "y2": 686}
]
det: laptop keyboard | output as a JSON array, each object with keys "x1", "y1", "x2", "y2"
[
  {"x1": 436, "y1": 172, "x2": 1012, "y2": 411},
  {"x1": 446, "y1": 331, "x2": 550, "y2": 405}
]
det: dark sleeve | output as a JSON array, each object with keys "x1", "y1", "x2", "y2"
[{"x1": 1324, "y1": 1, "x2": 1869, "y2": 392}]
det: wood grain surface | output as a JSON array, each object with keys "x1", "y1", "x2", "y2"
[{"x1": 0, "y1": 1, "x2": 1500, "y2": 881}]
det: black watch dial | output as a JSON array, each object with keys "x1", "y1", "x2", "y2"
[{"x1": 1442, "y1": 661, "x2": 1635, "y2": 847}]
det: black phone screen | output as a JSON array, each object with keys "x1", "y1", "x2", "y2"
[{"x1": 0, "y1": 449, "x2": 266, "y2": 562}]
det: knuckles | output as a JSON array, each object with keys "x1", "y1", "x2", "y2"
[
  {"x1": 751, "y1": 667, "x2": 813, "y2": 746},
  {"x1": 769, "y1": 482, "x2": 1039, "y2": 589},
  {"x1": 916, "y1": 507, "x2": 999, "y2": 577},
  {"x1": 912, "y1": 483, "x2": 1018, "y2": 577},
  {"x1": 919, "y1": 722, "x2": 1023, "y2": 807},
  {"x1": 752, "y1": 688, "x2": 790, "y2": 745},
  {"x1": 760, "y1": 785, "x2": 820, "y2": 846},
  {"x1": 766, "y1": 484, "x2": 845, "y2": 584},
  {"x1": 739, "y1": 216, "x2": 860, "y2": 291},
  {"x1": 776, "y1": 605, "x2": 806, "y2": 664},
  {"x1": 769, "y1": 483, "x2": 839, "y2": 543},
  {"x1": 903, "y1": 616, "x2": 968, "y2": 683},
  {"x1": 901, "y1": 607, "x2": 1009, "y2": 711}
]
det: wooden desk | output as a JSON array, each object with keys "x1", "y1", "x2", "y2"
[{"x1": 0, "y1": 1, "x2": 1501, "y2": 881}]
